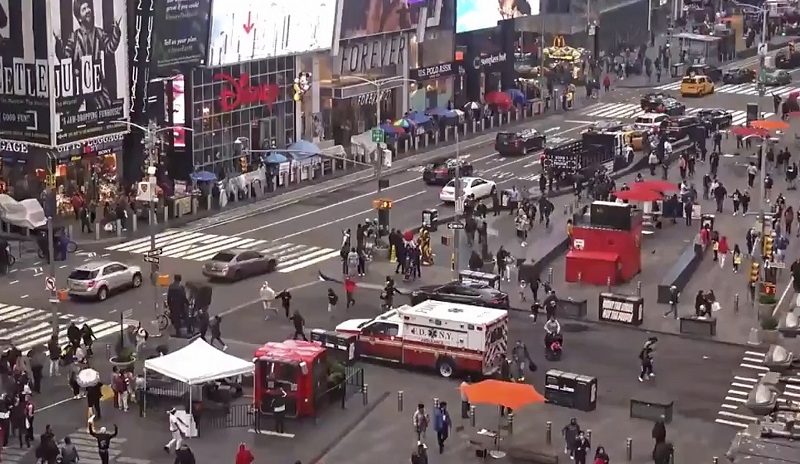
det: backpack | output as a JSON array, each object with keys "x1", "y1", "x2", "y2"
[
  {"x1": 113, "y1": 374, "x2": 125, "y2": 392},
  {"x1": 61, "y1": 445, "x2": 78, "y2": 463}
]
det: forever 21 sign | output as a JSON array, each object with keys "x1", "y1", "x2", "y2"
[{"x1": 410, "y1": 62, "x2": 460, "y2": 82}]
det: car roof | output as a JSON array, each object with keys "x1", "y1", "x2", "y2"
[
  {"x1": 219, "y1": 248, "x2": 255, "y2": 254},
  {"x1": 73, "y1": 260, "x2": 122, "y2": 271}
]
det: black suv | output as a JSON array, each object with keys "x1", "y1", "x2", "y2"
[
  {"x1": 667, "y1": 116, "x2": 702, "y2": 141},
  {"x1": 410, "y1": 281, "x2": 510, "y2": 308},
  {"x1": 495, "y1": 128, "x2": 546, "y2": 156},
  {"x1": 685, "y1": 64, "x2": 722, "y2": 82},
  {"x1": 695, "y1": 109, "x2": 733, "y2": 131}
]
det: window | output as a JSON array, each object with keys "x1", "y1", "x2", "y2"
[
  {"x1": 69, "y1": 269, "x2": 97, "y2": 280},
  {"x1": 364, "y1": 322, "x2": 399, "y2": 336},
  {"x1": 211, "y1": 252, "x2": 236, "y2": 262},
  {"x1": 103, "y1": 264, "x2": 126, "y2": 274}
]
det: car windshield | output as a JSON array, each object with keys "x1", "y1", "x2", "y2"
[
  {"x1": 211, "y1": 252, "x2": 237, "y2": 262},
  {"x1": 445, "y1": 179, "x2": 467, "y2": 189},
  {"x1": 496, "y1": 133, "x2": 516, "y2": 144},
  {"x1": 634, "y1": 116, "x2": 653, "y2": 124},
  {"x1": 69, "y1": 269, "x2": 98, "y2": 280}
]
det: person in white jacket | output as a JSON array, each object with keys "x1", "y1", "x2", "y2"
[{"x1": 260, "y1": 281, "x2": 277, "y2": 320}]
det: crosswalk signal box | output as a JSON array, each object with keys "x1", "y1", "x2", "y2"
[
  {"x1": 750, "y1": 262, "x2": 760, "y2": 284},
  {"x1": 763, "y1": 235, "x2": 774, "y2": 259},
  {"x1": 374, "y1": 199, "x2": 393, "y2": 237}
]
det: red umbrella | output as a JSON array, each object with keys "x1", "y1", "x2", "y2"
[
  {"x1": 612, "y1": 189, "x2": 664, "y2": 202},
  {"x1": 634, "y1": 180, "x2": 679, "y2": 192},
  {"x1": 730, "y1": 126, "x2": 769, "y2": 138},
  {"x1": 403, "y1": 231, "x2": 414, "y2": 241},
  {"x1": 484, "y1": 91, "x2": 512, "y2": 107}
]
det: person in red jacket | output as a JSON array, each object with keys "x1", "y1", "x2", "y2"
[
  {"x1": 344, "y1": 277, "x2": 356, "y2": 308},
  {"x1": 718, "y1": 236, "x2": 730, "y2": 269},
  {"x1": 235, "y1": 443, "x2": 253, "y2": 464}
]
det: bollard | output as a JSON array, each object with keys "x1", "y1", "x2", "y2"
[
  {"x1": 94, "y1": 225, "x2": 100, "y2": 241},
  {"x1": 547, "y1": 268, "x2": 554, "y2": 285},
  {"x1": 472, "y1": 120, "x2": 476, "y2": 133},
  {"x1": 469, "y1": 405, "x2": 476, "y2": 427},
  {"x1": 105, "y1": 344, "x2": 111, "y2": 360},
  {"x1": 636, "y1": 281, "x2": 642, "y2": 297},
  {"x1": 734, "y1": 294, "x2": 739, "y2": 313},
  {"x1": 626, "y1": 438, "x2": 632, "y2": 461},
  {"x1": 132, "y1": 214, "x2": 138, "y2": 233},
  {"x1": 397, "y1": 391, "x2": 404, "y2": 412},
  {"x1": 67, "y1": 224, "x2": 73, "y2": 239},
  {"x1": 563, "y1": 204, "x2": 568, "y2": 215},
  {"x1": 545, "y1": 421, "x2": 552, "y2": 445},
  {"x1": 433, "y1": 397, "x2": 440, "y2": 409},
  {"x1": 578, "y1": 272, "x2": 582, "y2": 283},
  {"x1": 669, "y1": 449, "x2": 674, "y2": 464},
  {"x1": 607, "y1": 277, "x2": 611, "y2": 292},
  {"x1": 713, "y1": 458, "x2": 718, "y2": 464},
  {"x1": 507, "y1": 412, "x2": 514, "y2": 434},
  {"x1": 163, "y1": 206, "x2": 169, "y2": 222},
  {"x1": 207, "y1": 194, "x2": 212, "y2": 209},
  {"x1": 115, "y1": 220, "x2": 122, "y2": 238},
  {"x1": 362, "y1": 384, "x2": 368, "y2": 405},
  {"x1": 586, "y1": 429, "x2": 591, "y2": 443}
]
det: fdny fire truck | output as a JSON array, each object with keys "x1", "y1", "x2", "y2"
[{"x1": 335, "y1": 300, "x2": 509, "y2": 378}]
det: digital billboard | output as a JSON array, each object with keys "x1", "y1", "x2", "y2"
[
  {"x1": 153, "y1": 0, "x2": 212, "y2": 68},
  {"x1": 339, "y1": 0, "x2": 430, "y2": 40},
  {"x1": 456, "y1": 0, "x2": 540, "y2": 33},
  {"x1": 207, "y1": 0, "x2": 336, "y2": 67}
]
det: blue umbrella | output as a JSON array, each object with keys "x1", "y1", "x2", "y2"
[
  {"x1": 379, "y1": 123, "x2": 399, "y2": 134},
  {"x1": 505, "y1": 89, "x2": 526, "y2": 105},
  {"x1": 406, "y1": 111, "x2": 431, "y2": 124},
  {"x1": 288, "y1": 140, "x2": 322, "y2": 156},
  {"x1": 425, "y1": 107, "x2": 450, "y2": 117},
  {"x1": 263, "y1": 152, "x2": 288, "y2": 164},
  {"x1": 190, "y1": 171, "x2": 217, "y2": 182}
]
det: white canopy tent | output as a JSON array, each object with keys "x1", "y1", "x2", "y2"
[
  {"x1": 144, "y1": 338, "x2": 253, "y2": 384},
  {"x1": 143, "y1": 339, "x2": 254, "y2": 437}
]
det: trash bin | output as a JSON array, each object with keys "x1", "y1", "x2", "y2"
[
  {"x1": 422, "y1": 209, "x2": 439, "y2": 232},
  {"x1": 700, "y1": 213, "x2": 714, "y2": 231}
]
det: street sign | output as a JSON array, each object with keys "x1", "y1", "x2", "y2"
[
  {"x1": 144, "y1": 256, "x2": 160, "y2": 264},
  {"x1": 45, "y1": 276, "x2": 56, "y2": 292},
  {"x1": 145, "y1": 248, "x2": 163, "y2": 257},
  {"x1": 447, "y1": 222, "x2": 465, "y2": 230},
  {"x1": 371, "y1": 128, "x2": 384, "y2": 144}
]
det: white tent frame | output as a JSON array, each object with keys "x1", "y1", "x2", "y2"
[{"x1": 142, "y1": 339, "x2": 254, "y2": 433}]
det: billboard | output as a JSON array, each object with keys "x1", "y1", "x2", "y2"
[
  {"x1": 456, "y1": 0, "x2": 540, "y2": 33},
  {"x1": 207, "y1": 0, "x2": 336, "y2": 67},
  {"x1": 153, "y1": 0, "x2": 212, "y2": 69},
  {"x1": 170, "y1": 74, "x2": 186, "y2": 148},
  {"x1": 339, "y1": 0, "x2": 429, "y2": 40},
  {"x1": 0, "y1": 0, "x2": 55, "y2": 146},
  {"x1": 51, "y1": 0, "x2": 130, "y2": 144}
]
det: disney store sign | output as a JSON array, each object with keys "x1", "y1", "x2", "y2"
[{"x1": 0, "y1": 133, "x2": 125, "y2": 154}]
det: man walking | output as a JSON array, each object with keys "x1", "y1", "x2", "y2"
[{"x1": 164, "y1": 408, "x2": 186, "y2": 453}]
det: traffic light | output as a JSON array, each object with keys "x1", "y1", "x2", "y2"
[
  {"x1": 763, "y1": 235, "x2": 774, "y2": 259},
  {"x1": 749, "y1": 261, "x2": 760, "y2": 284}
]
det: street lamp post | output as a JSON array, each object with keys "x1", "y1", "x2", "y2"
[
  {"x1": 344, "y1": 76, "x2": 418, "y2": 192},
  {"x1": 108, "y1": 120, "x2": 192, "y2": 336}
]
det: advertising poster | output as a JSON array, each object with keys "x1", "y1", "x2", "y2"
[
  {"x1": 170, "y1": 74, "x2": 186, "y2": 148},
  {"x1": 456, "y1": 0, "x2": 540, "y2": 33},
  {"x1": 51, "y1": 0, "x2": 130, "y2": 145},
  {"x1": 0, "y1": 0, "x2": 54, "y2": 145},
  {"x1": 153, "y1": 0, "x2": 212, "y2": 68},
  {"x1": 339, "y1": 0, "x2": 429, "y2": 40},
  {"x1": 207, "y1": 0, "x2": 336, "y2": 67}
]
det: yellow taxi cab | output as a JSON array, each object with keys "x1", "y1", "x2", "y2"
[{"x1": 680, "y1": 75, "x2": 714, "y2": 97}]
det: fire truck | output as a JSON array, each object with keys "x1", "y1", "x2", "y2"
[{"x1": 335, "y1": 300, "x2": 509, "y2": 378}]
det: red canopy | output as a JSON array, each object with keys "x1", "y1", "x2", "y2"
[
  {"x1": 634, "y1": 180, "x2": 679, "y2": 192},
  {"x1": 730, "y1": 126, "x2": 769, "y2": 138},
  {"x1": 484, "y1": 91, "x2": 512, "y2": 107},
  {"x1": 612, "y1": 189, "x2": 664, "y2": 202}
]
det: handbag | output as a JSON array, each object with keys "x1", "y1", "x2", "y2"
[{"x1": 528, "y1": 360, "x2": 537, "y2": 372}]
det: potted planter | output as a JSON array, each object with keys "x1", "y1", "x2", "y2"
[
  {"x1": 758, "y1": 293, "x2": 778, "y2": 320},
  {"x1": 760, "y1": 315, "x2": 782, "y2": 345},
  {"x1": 109, "y1": 340, "x2": 137, "y2": 368}
]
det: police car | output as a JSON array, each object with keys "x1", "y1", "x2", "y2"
[{"x1": 494, "y1": 128, "x2": 546, "y2": 156}]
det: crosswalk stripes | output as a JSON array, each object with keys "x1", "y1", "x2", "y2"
[
  {"x1": 0, "y1": 303, "x2": 119, "y2": 352},
  {"x1": 105, "y1": 230, "x2": 340, "y2": 273},
  {"x1": 0, "y1": 445, "x2": 29, "y2": 464},
  {"x1": 655, "y1": 80, "x2": 800, "y2": 97},
  {"x1": 55, "y1": 427, "x2": 151, "y2": 464},
  {"x1": 579, "y1": 103, "x2": 775, "y2": 125},
  {"x1": 715, "y1": 350, "x2": 800, "y2": 428}
]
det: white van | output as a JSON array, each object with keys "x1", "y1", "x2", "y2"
[{"x1": 634, "y1": 113, "x2": 668, "y2": 130}]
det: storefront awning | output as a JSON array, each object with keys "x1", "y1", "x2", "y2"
[{"x1": 323, "y1": 77, "x2": 409, "y2": 100}]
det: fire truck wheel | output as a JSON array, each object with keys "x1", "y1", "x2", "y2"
[{"x1": 436, "y1": 358, "x2": 455, "y2": 378}]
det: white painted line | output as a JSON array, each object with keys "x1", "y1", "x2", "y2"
[
  {"x1": 278, "y1": 251, "x2": 341, "y2": 273},
  {"x1": 720, "y1": 404, "x2": 738, "y2": 410},
  {"x1": 725, "y1": 396, "x2": 747, "y2": 403},
  {"x1": 740, "y1": 363, "x2": 769, "y2": 371},
  {"x1": 783, "y1": 383, "x2": 800, "y2": 391},
  {"x1": 783, "y1": 390, "x2": 800, "y2": 399},
  {"x1": 735, "y1": 376, "x2": 759, "y2": 383},
  {"x1": 718, "y1": 410, "x2": 757, "y2": 421},
  {"x1": 248, "y1": 429, "x2": 295, "y2": 438},
  {"x1": 731, "y1": 382, "x2": 754, "y2": 389},
  {"x1": 745, "y1": 351, "x2": 766, "y2": 357},
  {"x1": 743, "y1": 357, "x2": 765, "y2": 363},
  {"x1": 727, "y1": 389, "x2": 748, "y2": 397},
  {"x1": 715, "y1": 418, "x2": 749, "y2": 428}
]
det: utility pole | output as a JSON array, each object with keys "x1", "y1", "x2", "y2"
[
  {"x1": 453, "y1": 130, "x2": 462, "y2": 273},
  {"x1": 47, "y1": 217, "x2": 58, "y2": 337},
  {"x1": 145, "y1": 122, "x2": 162, "y2": 336},
  {"x1": 757, "y1": 8, "x2": 769, "y2": 270},
  {"x1": 375, "y1": 82, "x2": 384, "y2": 192}
]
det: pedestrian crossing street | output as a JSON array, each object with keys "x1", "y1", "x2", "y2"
[
  {"x1": 0, "y1": 303, "x2": 119, "y2": 352},
  {"x1": 106, "y1": 230, "x2": 340, "y2": 273},
  {"x1": 655, "y1": 80, "x2": 800, "y2": 97},
  {"x1": 2, "y1": 426, "x2": 153, "y2": 464},
  {"x1": 715, "y1": 350, "x2": 800, "y2": 428},
  {"x1": 580, "y1": 103, "x2": 775, "y2": 125}
]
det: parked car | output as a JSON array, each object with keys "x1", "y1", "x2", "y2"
[
  {"x1": 494, "y1": 128, "x2": 546, "y2": 156},
  {"x1": 759, "y1": 67, "x2": 792, "y2": 86},
  {"x1": 439, "y1": 177, "x2": 497, "y2": 203},
  {"x1": 694, "y1": 109, "x2": 734, "y2": 130},
  {"x1": 67, "y1": 261, "x2": 143, "y2": 301},
  {"x1": 422, "y1": 157, "x2": 474, "y2": 185},
  {"x1": 410, "y1": 281, "x2": 510, "y2": 308},
  {"x1": 202, "y1": 249, "x2": 278, "y2": 281},
  {"x1": 723, "y1": 68, "x2": 756, "y2": 84}
]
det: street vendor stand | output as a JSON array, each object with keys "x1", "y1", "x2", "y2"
[{"x1": 143, "y1": 339, "x2": 254, "y2": 436}]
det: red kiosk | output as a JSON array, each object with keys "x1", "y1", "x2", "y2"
[{"x1": 565, "y1": 201, "x2": 643, "y2": 285}]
